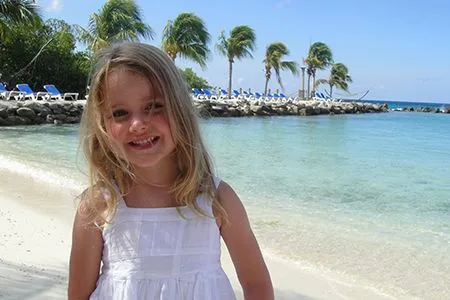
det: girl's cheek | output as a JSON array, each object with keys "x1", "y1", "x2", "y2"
[{"x1": 109, "y1": 124, "x2": 122, "y2": 140}]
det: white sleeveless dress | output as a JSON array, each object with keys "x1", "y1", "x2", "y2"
[{"x1": 89, "y1": 179, "x2": 236, "y2": 300}]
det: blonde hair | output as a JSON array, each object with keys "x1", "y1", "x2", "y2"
[{"x1": 79, "y1": 42, "x2": 226, "y2": 226}]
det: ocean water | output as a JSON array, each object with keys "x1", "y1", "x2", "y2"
[
  {"x1": 0, "y1": 109, "x2": 449, "y2": 299},
  {"x1": 356, "y1": 99, "x2": 450, "y2": 110}
]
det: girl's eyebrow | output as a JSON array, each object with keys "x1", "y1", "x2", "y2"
[{"x1": 110, "y1": 103, "x2": 122, "y2": 110}]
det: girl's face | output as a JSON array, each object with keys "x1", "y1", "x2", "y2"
[{"x1": 103, "y1": 69, "x2": 176, "y2": 170}]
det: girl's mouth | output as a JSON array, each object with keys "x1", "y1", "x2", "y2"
[{"x1": 129, "y1": 136, "x2": 160, "y2": 148}]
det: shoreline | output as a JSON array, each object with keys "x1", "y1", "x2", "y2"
[{"x1": 0, "y1": 167, "x2": 397, "y2": 300}]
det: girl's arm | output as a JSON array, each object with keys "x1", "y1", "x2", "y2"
[
  {"x1": 68, "y1": 200, "x2": 104, "y2": 300},
  {"x1": 217, "y1": 181, "x2": 274, "y2": 300}
]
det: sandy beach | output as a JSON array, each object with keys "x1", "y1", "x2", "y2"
[{"x1": 0, "y1": 168, "x2": 396, "y2": 300}]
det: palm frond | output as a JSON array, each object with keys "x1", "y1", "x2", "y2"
[
  {"x1": 79, "y1": 0, "x2": 153, "y2": 52},
  {"x1": 215, "y1": 30, "x2": 229, "y2": 58},
  {"x1": 161, "y1": 12, "x2": 210, "y2": 67},
  {"x1": 280, "y1": 61, "x2": 299, "y2": 75}
]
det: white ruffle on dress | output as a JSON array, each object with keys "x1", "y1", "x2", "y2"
[{"x1": 90, "y1": 179, "x2": 236, "y2": 300}]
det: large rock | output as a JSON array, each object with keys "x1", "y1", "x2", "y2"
[
  {"x1": 0, "y1": 107, "x2": 8, "y2": 118},
  {"x1": 16, "y1": 107, "x2": 36, "y2": 119},
  {"x1": 23, "y1": 101, "x2": 46, "y2": 112},
  {"x1": 7, "y1": 115, "x2": 31, "y2": 125}
]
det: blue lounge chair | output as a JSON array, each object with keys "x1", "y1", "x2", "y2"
[
  {"x1": 201, "y1": 88, "x2": 217, "y2": 100},
  {"x1": 43, "y1": 84, "x2": 79, "y2": 100},
  {"x1": 16, "y1": 83, "x2": 50, "y2": 101},
  {"x1": 273, "y1": 93, "x2": 280, "y2": 101},
  {"x1": 0, "y1": 83, "x2": 25, "y2": 100},
  {"x1": 265, "y1": 93, "x2": 274, "y2": 101},
  {"x1": 279, "y1": 93, "x2": 288, "y2": 101},
  {"x1": 232, "y1": 90, "x2": 241, "y2": 99},
  {"x1": 254, "y1": 92, "x2": 262, "y2": 99},
  {"x1": 314, "y1": 92, "x2": 325, "y2": 100},
  {"x1": 192, "y1": 88, "x2": 206, "y2": 100},
  {"x1": 219, "y1": 88, "x2": 229, "y2": 99}
]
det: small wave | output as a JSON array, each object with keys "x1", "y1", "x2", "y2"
[{"x1": 0, "y1": 155, "x2": 85, "y2": 192}]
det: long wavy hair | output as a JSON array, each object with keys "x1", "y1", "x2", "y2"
[{"x1": 79, "y1": 42, "x2": 226, "y2": 226}]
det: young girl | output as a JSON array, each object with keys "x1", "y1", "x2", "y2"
[{"x1": 68, "y1": 42, "x2": 273, "y2": 300}]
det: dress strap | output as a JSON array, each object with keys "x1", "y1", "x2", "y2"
[{"x1": 212, "y1": 176, "x2": 221, "y2": 189}]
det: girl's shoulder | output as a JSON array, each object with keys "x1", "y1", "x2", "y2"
[{"x1": 78, "y1": 184, "x2": 115, "y2": 227}]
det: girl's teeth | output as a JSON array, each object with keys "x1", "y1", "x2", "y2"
[
  {"x1": 133, "y1": 138, "x2": 151, "y2": 145},
  {"x1": 132, "y1": 136, "x2": 157, "y2": 145}
]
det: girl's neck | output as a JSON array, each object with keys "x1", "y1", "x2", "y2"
[{"x1": 132, "y1": 159, "x2": 179, "y2": 188}]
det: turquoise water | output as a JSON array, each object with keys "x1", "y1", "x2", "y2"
[{"x1": 0, "y1": 112, "x2": 449, "y2": 298}]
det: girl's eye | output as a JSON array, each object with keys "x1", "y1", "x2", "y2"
[
  {"x1": 112, "y1": 109, "x2": 128, "y2": 118},
  {"x1": 146, "y1": 103, "x2": 164, "y2": 114}
]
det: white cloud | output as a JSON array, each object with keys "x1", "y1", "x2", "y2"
[
  {"x1": 47, "y1": 0, "x2": 63, "y2": 13},
  {"x1": 237, "y1": 77, "x2": 244, "y2": 85}
]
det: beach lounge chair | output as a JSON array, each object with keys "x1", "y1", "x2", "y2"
[
  {"x1": 192, "y1": 88, "x2": 206, "y2": 100},
  {"x1": 0, "y1": 83, "x2": 26, "y2": 100},
  {"x1": 219, "y1": 89, "x2": 229, "y2": 99},
  {"x1": 43, "y1": 84, "x2": 79, "y2": 100},
  {"x1": 279, "y1": 93, "x2": 290, "y2": 101},
  {"x1": 320, "y1": 93, "x2": 329, "y2": 101},
  {"x1": 201, "y1": 88, "x2": 217, "y2": 100},
  {"x1": 314, "y1": 92, "x2": 325, "y2": 101},
  {"x1": 272, "y1": 93, "x2": 281, "y2": 102},
  {"x1": 232, "y1": 90, "x2": 244, "y2": 99},
  {"x1": 246, "y1": 91, "x2": 256, "y2": 100},
  {"x1": 264, "y1": 93, "x2": 274, "y2": 102},
  {"x1": 16, "y1": 83, "x2": 51, "y2": 101},
  {"x1": 254, "y1": 92, "x2": 263, "y2": 100}
]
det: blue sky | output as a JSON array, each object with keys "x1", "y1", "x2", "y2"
[{"x1": 39, "y1": 0, "x2": 450, "y2": 103}]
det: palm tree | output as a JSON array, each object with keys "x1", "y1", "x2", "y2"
[
  {"x1": 316, "y1": 63, "x2": 352, "y2": 98},
  {"x1": 162, "y1": 13, "x2": 210, "y2": 68},
  {"x1": 304, "y1": 42, "x2": 333, "y2": 99},
  {"x1": 216, "y1": 25, "x2": 256, "y2": 97},
  {"x1": 0, "y1": 0, "x2": 40, "y2": 41},
  {"x1": 77, "y1": 0, "x2": 153, "y2": 53},
  {"x1": 263, "y1": 42, "x2": 298, "y2": 95}
]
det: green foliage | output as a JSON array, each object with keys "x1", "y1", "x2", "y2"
[
  {"x1": 180, "y1": 68, "x2": 210, "y2": 89},
  {"x1": 316, "y1": 63, "x2": 352, "y2": 97},
  {"x1": 0, "y1": 0, "x2": 40, "y2": 41},
  {"x1": 216, "y1": 25, "x2": 256, "y2": 61},
  {"x1": 263, "y1": 42, "x2": 298, "y2": 94},
  {"x1": 0, "y1": 18, "x2": 90, "y2": 95},
  {"x1": 77, "y1": 0, "x2": 153, "y2": 53},
  {"x1": 162, "y1": 13, "x2": 210, "y2": 68},
  {"x1": 304, "y1": 41, "x2": 333, "y2": 98}
]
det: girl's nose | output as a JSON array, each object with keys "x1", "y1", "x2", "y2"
[{"x1": 129, "y1": 114, "x2": 150, "y2": 133}]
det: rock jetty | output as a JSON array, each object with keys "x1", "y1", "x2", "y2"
[
  {"x1": 0, "y1": 99, "x2": 389, "y2": 126},
  {"x1": 391, "y1": 106, "x2": 450, "y2": 113}
]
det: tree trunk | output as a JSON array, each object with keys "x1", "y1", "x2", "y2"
[
  {"x1": 228, "y1": 59, "x2": 233, "y2": 99},
  {"x1": 307, "y1": 74, "x2": 311, "y2": 100},
  {"x1": 329, "y1": 84, "x2": 333, "y2": 98},
  {"x1": 264, "y1": 66, "x2": 271, "y2": 95},
  {"x1": 312, "y1": 71, "x2": 316, "y2": 99}
]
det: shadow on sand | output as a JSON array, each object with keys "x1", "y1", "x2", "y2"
[{"x1": 0, "y1": 259, "x2": 67, "y2": 300}]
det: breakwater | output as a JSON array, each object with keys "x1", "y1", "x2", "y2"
[{"x1": 0, "y1": 98, "x2": 391, "y2": 126}]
